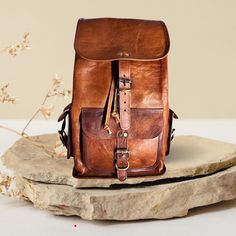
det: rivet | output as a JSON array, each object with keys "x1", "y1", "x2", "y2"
[{"x1": 118, "y1": 52, "x2": 130, "y2": 57}]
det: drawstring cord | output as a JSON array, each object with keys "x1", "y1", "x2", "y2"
[
  {"x1": 111, "y1": 84, "x2": 120, "y2": 123},
  {"x1": 104, "y1": 76, "x2": 120, "y2": 134}
]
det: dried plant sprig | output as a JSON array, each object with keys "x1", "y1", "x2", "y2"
[
  {"x1": 0, "y1": 32, "x2": 31, "y2": 57},
  {"x1": 47, "y1": 75, "x2": 71, "y2": 99},
  {"x1": 39, "y1": 104, "x2": 54, "y2": 119},
  {"x1": 0, "y1": 172, "x2": 21, "y2": 197},
  {"x1": 0, "y1": 123, "x2": 56, "y2": 157},
  {"x1": 0, "y1": 75, "x2": 71, "y2": 158},
  {"x1": 21, "y1": 74, "x2": 71, "y2": 135},
  {"x1": 0, "y1": 84, "x2": 16, "y2": 104},
  {"x1": 0, "y1": 35, "x2": 68, "y2": 159}
]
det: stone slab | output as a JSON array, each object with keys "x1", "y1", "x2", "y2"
[
  {"x1": 2, "y1": 134, "x2": 236, "y2": 188},
  {"x1": 15, "y1": 165, "x2": 236, "y2": 220}
]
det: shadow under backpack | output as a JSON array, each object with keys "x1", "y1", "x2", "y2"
[{"x1": 58, "y1": 18, "x2": 178, "y2": 182}]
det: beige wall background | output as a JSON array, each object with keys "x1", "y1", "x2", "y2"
[{"x1": 0, "y1": 0, "x2": 235, "y2": 119}]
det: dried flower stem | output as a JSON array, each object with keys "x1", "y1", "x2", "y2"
[
  {"x1": 0, "y1": 84, "x2": 16, "y2": 104},
  {"x1": 0, "y1": 33, "x2": 70, "y2": 158},
  {"x1": 0, "y1": 32, "x2": 30, "y2": 57},
  {"x1": 21, "y1": 108, "x2": 40, "y2": 136},
  {"x1": 0, "y1": 124, "x2": 28, "y2": 137},
  {"x1": 21, "y1": 75, "x2": 71, "y2": 135},
  {"x1": 0, "y1": 124, "x2": 54, "y2": 156},
  {"x1": 0, "y1": 173, "x2": 21, "y2": 197},
  {"x1": 0, "y1": 76, "x2": 71, "y2": 158},
  {"x1": 21, "y1": 89, "x2": 49, "y2": 135}
]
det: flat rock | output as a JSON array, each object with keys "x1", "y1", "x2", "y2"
[
  {"x1": 15, "y1": 165, "x2": 236, "y2": 220},
  {"x1": 1, "y1": 134, "x2": 236, "y2": 220},
  {"x1": 2, "y1": 134, "x2": 236, "y2": 188}
]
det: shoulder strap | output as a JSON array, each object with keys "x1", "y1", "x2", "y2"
[{"x1": 58, "y1": 103, "x2": 72, "y2": 158}]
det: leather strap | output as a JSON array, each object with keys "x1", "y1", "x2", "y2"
[
  {"x1": 165, "y1": 109, "x2": 178, "y2": 156},
  {"x1": 116, "y1": 130, "x2": 129, "y2": 181},
  {"x1": 115, "y1": 61, "x2": 132, "y2": 181},
  {"x1": 58, "y1": 103, "x2": 72, "y2": 159},
  {"x1": 118, "y1": 61, "x2": 131, "y2": 130}
]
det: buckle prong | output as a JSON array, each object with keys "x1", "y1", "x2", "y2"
[{"x1": 119, "y1": 78, "x2": 132, "y2": 87}]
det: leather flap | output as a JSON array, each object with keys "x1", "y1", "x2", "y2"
[
  {"x1": 81, "y1": 108, "x2": 163, "y2": 139},
  {"x1": 75, "y1": 18, "x2": 170, "y2": 61}
]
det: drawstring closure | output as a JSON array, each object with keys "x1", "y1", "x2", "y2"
[
  {"x1": 111, "y1": 86, "x2": 120, "y2": 123},
  {"x1": 104, "y1": 76, "x2": 120, "y2": 134}
]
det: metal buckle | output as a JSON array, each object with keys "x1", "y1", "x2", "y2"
[
  {"x1": 119, "y1": 78, "x2": 132, "y2": 87},
  {"x1": 115, "y1": 162, "x2": 129, "y2": 171},
  {"x1": 115, "y1": 148, "x2": 129, "y2": 170}
]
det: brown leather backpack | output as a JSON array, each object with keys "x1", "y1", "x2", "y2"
[{"x1": 58, "y1": 18, "x2": 177, "y2": 181}]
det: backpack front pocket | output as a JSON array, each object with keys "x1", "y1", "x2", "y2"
[{"x1": 81, "y1": 108, "x2": 164, "y2": 177}]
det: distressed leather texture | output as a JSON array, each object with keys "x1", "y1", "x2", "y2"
[
  {"x1": 75, "y1": 18, "x2": 169, "y2": 61},
  {"x1": 58, "y1": 18, "x2": 177, "y2": 181}
]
